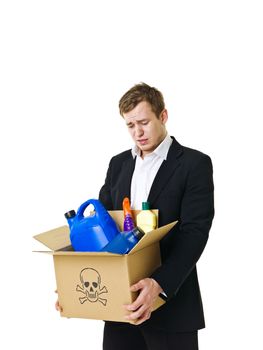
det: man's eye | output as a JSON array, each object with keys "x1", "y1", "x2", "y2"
[
  {"x1": 128, "y1": 124, "x2": 134, "y2": 128},
  {"x1": 141, "y1": 121, "x2": 149, "y2": 125}
]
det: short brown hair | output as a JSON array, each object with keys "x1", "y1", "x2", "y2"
[{"x1": 119, "y1": 82, "x2": 165, "y2": 118}]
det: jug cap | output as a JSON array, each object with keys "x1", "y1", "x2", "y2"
[{"x1": 64, "y1": 210, "x2": 76, "y2": 219}]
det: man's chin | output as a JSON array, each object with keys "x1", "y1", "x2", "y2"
[
  {"x1": 137, "y1": 144, "x2": 153, "y2": 155},
  {"x1": 137, "y1": 144, "x2": 149, "y2": 151}
]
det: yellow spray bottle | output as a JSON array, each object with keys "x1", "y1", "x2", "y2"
[{"x1": 136, "y1": 202, "x2": 157, "y2": 233}]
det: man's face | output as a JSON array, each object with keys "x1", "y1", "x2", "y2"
[{"x1": 123, "y1": 101, "x2": 168, "y2": 158}]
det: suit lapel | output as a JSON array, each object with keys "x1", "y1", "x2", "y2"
[{"x1": 147, "y1": 138, "x2": 183, "y2": 205}]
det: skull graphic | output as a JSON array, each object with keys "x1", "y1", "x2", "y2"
[{"x1": 76, "y1": 268, "x2": 108, "y2": 305}]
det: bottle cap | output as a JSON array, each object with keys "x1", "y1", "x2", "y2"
[
  {"x1": 123, "y1": 197, "x2": 132, "y2": 216},
  {"x1": 142, "y1": 202, "x2": 150, "y2": 210},
  {"x1": 64, "y1": 210, "x2": 76, "y2": 219},
  {"x1": 132, "y1": 227, "x2": 144, "y2": 239}
]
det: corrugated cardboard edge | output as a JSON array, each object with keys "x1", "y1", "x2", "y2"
[{"x1": 129, "y1": 221, "x2": 178, "y2": 254}]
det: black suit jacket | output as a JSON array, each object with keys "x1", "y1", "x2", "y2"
[{"x1": 99, "y1": 137, "x2": 214, "y2": 332}]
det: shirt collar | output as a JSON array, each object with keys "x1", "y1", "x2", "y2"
[{"x1": 131, "y1": 134, "x2": 173, "y2": 160}]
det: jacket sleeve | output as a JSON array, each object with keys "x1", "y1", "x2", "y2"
[
  {"x1": 98, "y1": 158, "x2": 114, "y2": 210},
  {"x1": 151, "y1": 154, "x2": 214, "y2": 300}
]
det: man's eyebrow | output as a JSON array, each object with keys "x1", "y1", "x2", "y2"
[{"x1": 126, "y1": 118, "x2": 148, "y2": 126}]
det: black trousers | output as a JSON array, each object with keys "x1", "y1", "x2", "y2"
[{"x1": 103, "y1": 321, "x2": 199, "y2": 350}]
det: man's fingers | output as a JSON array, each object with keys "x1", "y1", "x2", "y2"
[
  {"x1": 125, "y1": 306, "x2": 151, "y2": 324},
  {"x1": 55, "y1": 289, "x2": 62, "y2": 312},
  {"x1": 125, "y1": 305, "x2": 145, "y2": 320},
  {"x1": 130, "y1": 280, "x2": 144, "y2": 292},
  {"x1": 55, "y1": 299, "x2": 63, "y2": 312},
  {"x1": 126, "y1": 279, "x2": 153, "y2": 311},
  {"x1": 133, "y1": 310, "x2": 151, "y2": 325},
  {"x1": 124, "y1": 292, "x2": 145, "y2": 311},
  {"x1": 124, "y1": 278, "x2": 160, "y2": 325}
]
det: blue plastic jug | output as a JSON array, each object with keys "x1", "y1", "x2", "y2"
[
  {"x1": 101, "y1": 227, "x2": 144, "y2": 254},
  {"x1": 65, "y1": 199, "x2": 120, "y2": 252}
]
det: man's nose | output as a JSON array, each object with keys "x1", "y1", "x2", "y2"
[{"x1": 135, "y1": 125, "x2": 143, "y2": 137}]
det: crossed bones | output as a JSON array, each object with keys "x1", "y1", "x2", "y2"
[{"x1": 76, "y1": 268, "x2": 108, "y2": 306}]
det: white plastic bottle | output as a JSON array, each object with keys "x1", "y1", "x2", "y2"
[{"x1": 136, "y1": 202, "x2": 157, "y2": 233}]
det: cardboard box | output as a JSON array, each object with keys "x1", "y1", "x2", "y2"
[{"x1": 34, "y1": 210, "x2": 177, "y2": 323}]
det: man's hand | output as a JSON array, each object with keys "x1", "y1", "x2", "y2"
[
  {"x1": 55, "y1": 290, "x2": 63, "y2": 312},
  {"x1": 123, "y1": 278, "x2": 163, "y2": 325}
]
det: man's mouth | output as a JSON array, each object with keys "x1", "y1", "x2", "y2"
[{"x1": 137, "y1": 139, "x2": 148, "y2": 145}]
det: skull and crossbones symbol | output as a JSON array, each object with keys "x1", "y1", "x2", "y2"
[{"x1": 76, "y1": 268, "x2": 108, "y2": 306}]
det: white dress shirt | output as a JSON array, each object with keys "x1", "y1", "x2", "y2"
[{"x1": 130, "y1": 134, "x2": 173, "y2": 210}]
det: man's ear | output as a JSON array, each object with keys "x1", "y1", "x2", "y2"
[{"x1": 160, "y1": 109, "x2": 168, "y2": 124}]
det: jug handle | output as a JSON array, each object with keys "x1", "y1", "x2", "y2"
[{"x1": 76, "y1": 199, "x2": 106, "y2": 219}]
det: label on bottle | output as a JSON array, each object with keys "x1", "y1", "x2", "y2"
[{"x1": 136, "y1": 210, "x2": 157, "y2": 233}]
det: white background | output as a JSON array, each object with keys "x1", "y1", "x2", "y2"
[{"x1": 1, "y1": 1, "x2": 263, "y2": 349}]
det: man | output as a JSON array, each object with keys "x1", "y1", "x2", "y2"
[{"x1": 99, "y1": 83, "x2": 214, "y2": 350}]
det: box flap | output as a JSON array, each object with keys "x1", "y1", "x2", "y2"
[
  {"x1": 52, "y1": 251, "x2": 122, "y2": 257},
  {"x1": 33, "y1": 225, "x2": 71, "y2": 251},
  {"x1": 129, "y1": 221, "x2": 178, "y2": 254}
]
